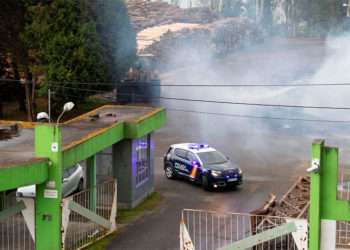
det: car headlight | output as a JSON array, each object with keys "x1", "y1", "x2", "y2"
[
  {"x1": 211, "y1": 170, "x2": 222, "y2": 177},
  {"x1": 238, "y1": 168, "x2": 243, "y2": 175}
]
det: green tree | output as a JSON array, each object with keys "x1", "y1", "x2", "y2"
[
  {"x1": 92, "y1": 0, "x2": 137, "y2": 82},
  {"x1": 24, "y1": 0, "x2": 136, "y2": 114}
]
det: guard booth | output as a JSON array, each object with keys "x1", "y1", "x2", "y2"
[{"x1": 0, "y1": 105, "x2": 166, "y2": 250}]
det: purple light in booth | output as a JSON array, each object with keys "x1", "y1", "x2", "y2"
[{"x1": 131, "y1": 140, "x2": 137, "y2": 178}]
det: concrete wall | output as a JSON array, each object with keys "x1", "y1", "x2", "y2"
[{"x1": 112, "y1": 133, "x2": 155, "y2": 209}]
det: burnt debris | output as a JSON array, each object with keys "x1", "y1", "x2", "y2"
[{"x1": 0, "y1": 123, "x2": 20, "y2": 140}]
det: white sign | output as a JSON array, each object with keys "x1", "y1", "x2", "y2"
[
  {"x1": 44, "y1": 189, "x2": 58, "y2": 199},
  {"x1": 51, "y1": 142, "x2": 59, "y2": 152}
]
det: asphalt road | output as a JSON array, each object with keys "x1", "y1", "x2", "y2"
[{"x1": 107, "y1": 37, "x2": 350, "y2": 249}]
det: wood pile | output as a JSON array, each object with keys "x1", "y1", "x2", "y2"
[
  {"x1": 138, "y1": 18, "x2": 263, "y2": 70},
  {"x1": 250, "y1": 177, "x2": 310, "y2": 249},
  {"x1": 251, "y1": 176, "x2": 310, "y2": 219},
  {"x1": 127, "y1": 0, "x2": 218, "y2": 32}
]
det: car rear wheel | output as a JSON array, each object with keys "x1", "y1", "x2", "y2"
[
  {"x1": 77, "y1": 179, "x2": 84, "y2": 192},
  {"x1": 202, "y1": 175, "x2": 212, "y2": 191},
  {"x1": 165, "y1": 164, "x2": 175, "y2": 179}
]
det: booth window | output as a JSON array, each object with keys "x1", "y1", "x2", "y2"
[{"x1": 135, "y1": 136, "x2": 150, "y2": 187}]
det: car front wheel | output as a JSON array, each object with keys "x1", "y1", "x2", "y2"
[
  {"x1": 202, "y1": 175, "x2": 212, "y2": 191},
  {"x1": 165, "y1": 164, "x2": 175, "y2": 179},
  {"x1": 77, "y1": 179, "x2": 84, "y2": 192}
]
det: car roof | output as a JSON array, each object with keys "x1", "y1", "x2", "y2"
[{"x1": 170, "y1": 143, "x2": 217, "y2": 154}]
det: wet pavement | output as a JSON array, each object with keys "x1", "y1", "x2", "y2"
[{"x1": 108, "y1": 37, "x2": 350, "y2": 249}]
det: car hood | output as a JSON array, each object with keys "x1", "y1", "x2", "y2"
[
  {"x1": 204, "y1": 161, "x2": 239, "y2": 171},
  {"x1": 17, "y1": 185, "x2": 36, "y2": 197}
]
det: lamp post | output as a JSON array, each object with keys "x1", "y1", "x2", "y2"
[{"x1": 56, "y1": 102, "x2": 75, "y2": 126}]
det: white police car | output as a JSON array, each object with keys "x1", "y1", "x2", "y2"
[{"x1": 163, "y1": 143, "x2": 242, "y2": 190}]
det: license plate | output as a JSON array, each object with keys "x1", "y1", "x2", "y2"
[{"x1": 227, "y1": 178, "x2": 237, "y2": 182}]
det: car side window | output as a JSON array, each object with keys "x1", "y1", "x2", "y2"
[
  {"x1": 187, "y1": 152, "x2": 197, "y2": 162},
  {"x1": 174, "y1": 149, "x2": 188, "y2": 160},
  {"x1": 63, "y1": 169, "x2": 70, "y2": 179}
]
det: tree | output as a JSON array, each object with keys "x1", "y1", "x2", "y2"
[
  {"x1": 24, "y1": 0, "x2": 136, "y2": 115},
  {"x1": 0, "y1": 1, "x2": 32, "y2": 120},
  {"x1": 92, "y1": 0, "x2": 137, "y2": 82}
]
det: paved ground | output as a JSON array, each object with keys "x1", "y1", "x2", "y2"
[{"x1": 107, "y1": 37, "x2": 350, "y2": 250}]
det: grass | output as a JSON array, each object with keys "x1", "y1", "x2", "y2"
[
  {"x1": 117, "y1": 192, "x2": 163, "y2": 224},
  {"x1": 83, "y1": 192, "x2": 163, "y2": 250}
]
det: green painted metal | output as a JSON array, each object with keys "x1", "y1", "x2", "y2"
[
  {"x1": 62, "y1": 123, "x2": 124, "y2": 169},
  {"x1": 320, "y1": 147, "x2": 350, "y2": 221},
  {"x1": 217, "y1": 222, "x2": 297, "y2": 250},
  {"x1": 0, "y1": 200, "x2": 26, "y2": 221},
  {"x1": 124, "y1": 109, "x2": 166, "y2": 139},
  {"x1": 0, "y1": 107, "x2": 166, "y2": 249},
  {"x1": 68, "y1": 200, "x2": 111, "y2": 229},
  {"x1": 0, "y1": 160, "x2": 48, "y2": 192},
  {"x1": 34, "y1": 125, "x2": 63, "y2": 250},
  {"x1": 309, "y1": 140, "x2": 350, "y2": 250},
  {"x1": 87, "y1": 155, "x2": 97, "y2": 212},
  {"x1": 62, "y1": 109, "x2": 166, "y2": 169},
  {"x1": 309, "y1": 140, "x2": 323, "y2": 250}
]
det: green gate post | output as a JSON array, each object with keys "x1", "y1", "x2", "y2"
[
  {"x1": 309, "y1": 140, "x2": 323, "y2": 250},
  {"x1": 87, "y1": 155, "x2": 97, "y2": 212},
  {"x1": 34, "y1": 125, "x2": 63, "y2": 250}
]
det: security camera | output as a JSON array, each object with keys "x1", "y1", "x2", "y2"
[{"x1": 307, "y1": 159, "x2": 320, "y2": 173}]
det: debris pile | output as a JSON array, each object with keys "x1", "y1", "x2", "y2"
[
  {"x1": 127, "y1": 0, "x2": 218, "y2": 32},
  {"x1": 0, "y1": 124, "x2": 20, "y2": 140},
  {"x1": 251, "y1": 176, "x2": 310, "y2": 219}
]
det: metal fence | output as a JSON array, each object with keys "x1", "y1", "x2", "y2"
[
  {"x1": 336, "y1": 170, "x2": 350, "y2": 248},
  {"x1": 181, "y1": 209, "x2": 308, "y2": 250},
  {"x1": 63, "y1": 180, "x2": 117, "y2": 250},
  {"x1": 0, "y1": 194, "x2": 34, "y2": 250}
]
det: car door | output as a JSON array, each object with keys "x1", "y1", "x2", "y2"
[
  {"x1": 173, "y1": 149, "x2": 191, "y2": 176},
  {"x1": 67, "y1": 165, "x2": 81, "y2": 196},
  {"x1": 187, "y1": 152, "x2": 201, "y2": 180},
  {"x1": 62, "y1": 168, "x2": 71, "y2": 197}
]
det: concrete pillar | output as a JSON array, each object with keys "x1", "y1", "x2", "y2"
[
  {"x1": 87, "y1": 155, "x2": 97, "y2": 212},
  {"x1": 112, "y1": 134, "x2": 154, "y2": 209},
  {"x1": 321, "y1": 220, "x2": 336, "y2": 250},
  {"x1": 34, "y1": 125, "x2": 63, "y2": 250},
  {"x1": 112, "y1": 140, "x2": 133, "y2": 208}
]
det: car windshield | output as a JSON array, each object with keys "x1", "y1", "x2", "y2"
[{"x1": 197, "y1": 151, "x2": 227, "y2": 165}]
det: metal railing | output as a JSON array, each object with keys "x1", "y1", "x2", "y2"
[
  {"x1": 63, "y1": 180, "x2": 117, "y2": 250},
  {"x1": 181, "y1": 209, "x2": 307, "y2": 250},
  {"x1": 0, "y1": 194, "x2": 34, "y2": 250}
]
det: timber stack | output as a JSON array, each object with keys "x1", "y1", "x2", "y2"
[
  {"x1": 126, "y1": 0, "x2": 218, "y2": 32},
  {"x1": 138, "y1": 18, "x2": 263, "y2": 70},
  {"x1": 251, "y1": 176, "x2": 310, "y2": 219}
]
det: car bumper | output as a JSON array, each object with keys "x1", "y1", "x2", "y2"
[{"x1": 210, "y1": 175, "x2": 243, "y2": 187}]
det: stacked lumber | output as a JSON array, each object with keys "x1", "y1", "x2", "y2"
[
  {"x1": 251, "y1": 176, "x2": 310, "y2": 219},
  {"x1": 138, "y1": 18, "x2": 263, "y2": 69},
  {"x1": 127, "y1": 0, "x2": 218, "y2": 32}
]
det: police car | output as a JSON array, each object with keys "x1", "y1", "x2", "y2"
[{"x1": 163, "y1": 143, "x2": 243, "y2": 190}]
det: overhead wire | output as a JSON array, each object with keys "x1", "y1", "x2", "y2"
[
  {"x1": 50, "y1": 91, "x2": 350, "y2": 124},
  {"x1": 49, "y1": 84, "x2": 350, "y2": 111},
  {"x1": 4, "y1": 78, "x2": 350, "y2": 87}
]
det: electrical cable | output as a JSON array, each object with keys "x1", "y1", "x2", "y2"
[
  {"x1": 50, "y1": 92, "x2": 350, "y2": 124},
  {"x1": 49, "y1": 85, "x2": 350, "y2": 111}
]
